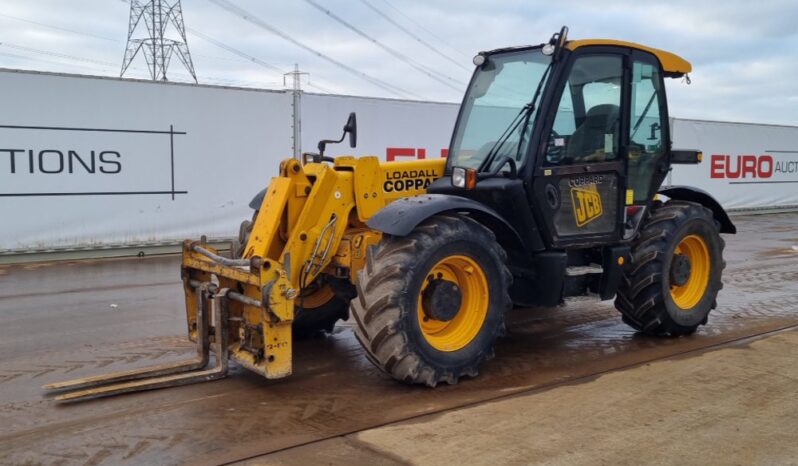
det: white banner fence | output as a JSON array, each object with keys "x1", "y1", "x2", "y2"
[{"x1": 1, "y1": 69, "x2": 796, "y2": 253}]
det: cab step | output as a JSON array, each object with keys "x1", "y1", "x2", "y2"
[{"x1": 565, "y1": 264, "x2": 603, "y2": 276}]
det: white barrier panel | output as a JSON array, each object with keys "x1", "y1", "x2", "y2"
[
  {"x1": 2, "y1": 69, "x2": 797, "y2": 252},
  {"x1": 0, "y1": 70, "x2": 293, "y2": 251},
  {"x1": 0, "y1": 71, "x2": 461, "y2": 252},
  {"x1": 670, "y1": 119, "x2": 798, "y2": 209}
]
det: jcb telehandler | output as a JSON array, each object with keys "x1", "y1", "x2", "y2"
[{"x1": 46, "y1": 27, "x2": 735, "y2": 401}]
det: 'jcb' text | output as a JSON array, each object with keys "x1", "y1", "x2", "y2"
[{"x1": 571, "y1": 185, "x2": 603, "y2": 227}]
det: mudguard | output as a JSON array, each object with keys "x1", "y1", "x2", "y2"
[
  {"x1": 367, "y1": 194, "x2": 528, "y2": 254},
  {"x1": 249, "y1": 188, "x2": 266, "y2": 210},
  {"x1": 659, "y1": 186, "x2": 736, "y2": 234}
]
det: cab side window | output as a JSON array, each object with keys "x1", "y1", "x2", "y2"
[
  {"x1": 627, "y1": 60, "x2": 666, "y2": 203},
  {"x1": 546, "y1": 55, "x2": 623, "y2": 165}
]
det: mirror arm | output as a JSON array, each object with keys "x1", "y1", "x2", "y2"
[
  {"x1": 315, "y1": 112, "x2": 357, "y2": 159},
  {"x1": 317, "y1": 133, "x2": 347, "y2": 158}
]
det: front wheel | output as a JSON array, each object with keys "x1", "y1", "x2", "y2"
[
  {"x1": 293, "y1": 283, "x2": 350, "y2": 338},
  {"x1": 615, "y1": 201, "x2": 725, "y2": 336},
  {"x1": 232, "y1": 211, "x2": 348, "y2": 337},
  {"x1": 351, "y1": 214, "x2": 512, "y2": 387}
]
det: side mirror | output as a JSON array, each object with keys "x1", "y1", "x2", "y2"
[
  {"x1": 671, "y1": 149, "x2": 702, "y2": 164},
  {"x1": 316, "y1": 112, "x2": 358, "y2": 160},
  {"x1": 344, "y1": 112, "x2": 357, "y2": 148}
]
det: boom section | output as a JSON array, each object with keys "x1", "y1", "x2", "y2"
[{"x1": 180, "y1": 156, "x2": 445, "y2": 380}]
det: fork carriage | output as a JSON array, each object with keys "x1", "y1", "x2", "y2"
[{"x1": 42, "y1": 240, "x2": 296, "y2": 402}]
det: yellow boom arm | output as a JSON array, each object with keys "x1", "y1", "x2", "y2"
[{"x1": 180, "y1": 156, "x2": 445, "y2": 379}]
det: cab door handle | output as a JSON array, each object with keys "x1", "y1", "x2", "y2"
[{"x1": 545, "y1": 184, "x2": 560, "y2": 210}]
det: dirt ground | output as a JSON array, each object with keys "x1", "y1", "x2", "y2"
[
  {"x1": 0, "y1": 212, "x2": 796, "y2": 465},
  {"x1": 254, "y1": 329, "x2": 798, "y2": 466}
]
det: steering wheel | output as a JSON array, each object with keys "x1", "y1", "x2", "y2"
[{"x1": 546, "y1": 130, "x2": 563, "y2": 163}]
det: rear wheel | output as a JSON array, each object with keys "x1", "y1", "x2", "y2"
[
  {"x1": 615, "y1": 201, "x2": 725, "y2": 336},
  {"x1": 351, "y1": 214, "x2": 512, "y2": 386}
]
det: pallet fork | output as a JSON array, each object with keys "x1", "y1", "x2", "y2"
[
  {"x1": 43, "y1": 280, "x2": 233, "y2": 402},
  {"x1": 45, "y1": 238, "x2": 298, "y2": 402}
]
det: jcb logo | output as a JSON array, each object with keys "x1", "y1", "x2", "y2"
[{"x1": 571, "y1": 185, "x2": 603, "y2": 227}]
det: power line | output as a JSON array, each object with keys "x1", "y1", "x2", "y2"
[
  {"x1": 0, "y1": 12, "x2": 119, "y2": 42},
  {"x1": 187, "y1": 27, "x2": 334, "y2": 93},
  {"x1": 0, "y1": 50, "x2": 118, "y2": 73},
  {"x1": 376, "y1": 0, "x2": 471, "y2": 59},
  {"x1": 0, "y1": 41, "x2": 117, "y2": 66},
  {"x1": 1, "y1": 0, "x2": 429, "y2": 98},
  {"x1": 188, "y1": 28, "x2": 283, "y2": 76},
  {"x1": 0, "y1": 41, "x2": 260, "y2": 87},
  {"x1": 208, "y1": 0, "x2": 421, "y2": 100},
  {"x1": 302, "y1": 0, "x2": 464, "y2": 92},
  {"x1": 120, "y1": 0, "x2": 331, "y2": 91},
  {"x1": 356, "y1": 0, "x2": 470, "y2": 73},
  {"x1": 0, "y1": 8, "x2": 263, "y2": 69},
  {"x1": 0, "y1": 18, "x2": 329, "y2": 92}
]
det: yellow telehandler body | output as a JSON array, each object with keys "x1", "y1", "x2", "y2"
[{"x1": 46, "y1": 28, "x2": 735, "y2": 401}]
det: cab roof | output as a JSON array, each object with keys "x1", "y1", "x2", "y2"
[{"x1": 565, "y1": 39, "x2": 692, "y2": 77}]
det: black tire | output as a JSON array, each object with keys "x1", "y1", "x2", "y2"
[
  {"x1": 351, "y1": 214, "x2": 512, "y2": 387},
  {"x1": 232, "y1": 210, "x2": 348, "y2": 337},
  {"x1": 293, "y1": 293, "x2": 350, "y2": 338},
  {"x1": 615, "y1": 201, "x2": 725, "y2": 336},
  {"x1": 231, "y1": 213, "x2": 256, "y2": 259}
]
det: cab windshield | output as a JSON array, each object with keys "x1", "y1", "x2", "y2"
[{"x1": 448, "y1": 48, "x2": 552, "y2": 172}]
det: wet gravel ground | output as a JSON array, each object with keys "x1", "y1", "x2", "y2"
[{"x1": 0, "y1": 212, "x2": 796, "y2": 465}]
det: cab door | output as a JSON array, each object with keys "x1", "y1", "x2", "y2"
[
  {"x1": 532, "y1": 50, "x2": 628, "y2": 247},
  {"x1": 627, "y1": 51, "x2": 670, "y2": 207}
]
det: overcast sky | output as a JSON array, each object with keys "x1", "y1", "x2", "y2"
[{"x1": 1, "y1": 0, "x2": 796, "y2": 125}]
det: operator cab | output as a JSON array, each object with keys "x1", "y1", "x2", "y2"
[{"x1": 429, "y1": 27, "x2": 694, "y2": 252}]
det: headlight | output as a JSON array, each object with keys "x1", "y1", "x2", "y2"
[
  {"x1": 452, "y1": 167, "x2": 466, "y2": 188},
  {"x1": 451, "y1": 166, "x2": 477, "y2": 189}
]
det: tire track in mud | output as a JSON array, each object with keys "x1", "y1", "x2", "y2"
[
  {"x1": 3, "y1": 288, "x2": 798, "y2": 466},
  {"x1": 0, "y1": 337, "x2": 195, "y2": 387}
]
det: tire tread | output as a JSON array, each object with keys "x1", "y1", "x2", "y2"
[
  {"x1": 351, "y1": 214, "x2": 512, "y2": 386},
  {"x1": 615, "y1": 201, "x2": 725, "y2": 336}
]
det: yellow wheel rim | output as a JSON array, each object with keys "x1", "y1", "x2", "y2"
[
  {"x1": 299, "y1": 284, "x2": 336, "y2": 309},
  {"x1": 417, "y1": 255, "x2": 489, "y2": 352},
  {"x1": 670, "y1": 234, "x2": 710, "y2": 310}
]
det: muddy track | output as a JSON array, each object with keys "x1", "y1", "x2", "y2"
[{"x1": 0, "y1": 212, "x2": 796, "y2": 466}]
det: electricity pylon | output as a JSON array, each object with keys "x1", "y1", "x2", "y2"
[{"x1": 121, "y1": 0, "x2": 197, "y2": 82}]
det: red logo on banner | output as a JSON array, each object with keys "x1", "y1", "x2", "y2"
[
  {"x1": 710, "y1": 154, "x2": 774, "y2": 179},
  {"x1": 386, "y1": 147, "x2": 448, "y2": 161}
]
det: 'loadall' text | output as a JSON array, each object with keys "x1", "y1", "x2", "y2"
[{"x1": 383, "y1": 169, "x2": 439, "y2": 192}]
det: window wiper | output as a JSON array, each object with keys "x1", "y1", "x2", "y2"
[
  {"x1": 478, "y1": 63, "x2": 552, "y2": 175},
  {"x1": 476, "y1": 105, "x2": 529, "y2": 174},
  {"x1": 514, "y1": 63, "x2": 552, "y2": 161}
]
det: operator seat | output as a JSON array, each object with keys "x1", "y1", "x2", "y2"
[{"x1": 566, "y1": 104, "x2": 620, "y2": 162}]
